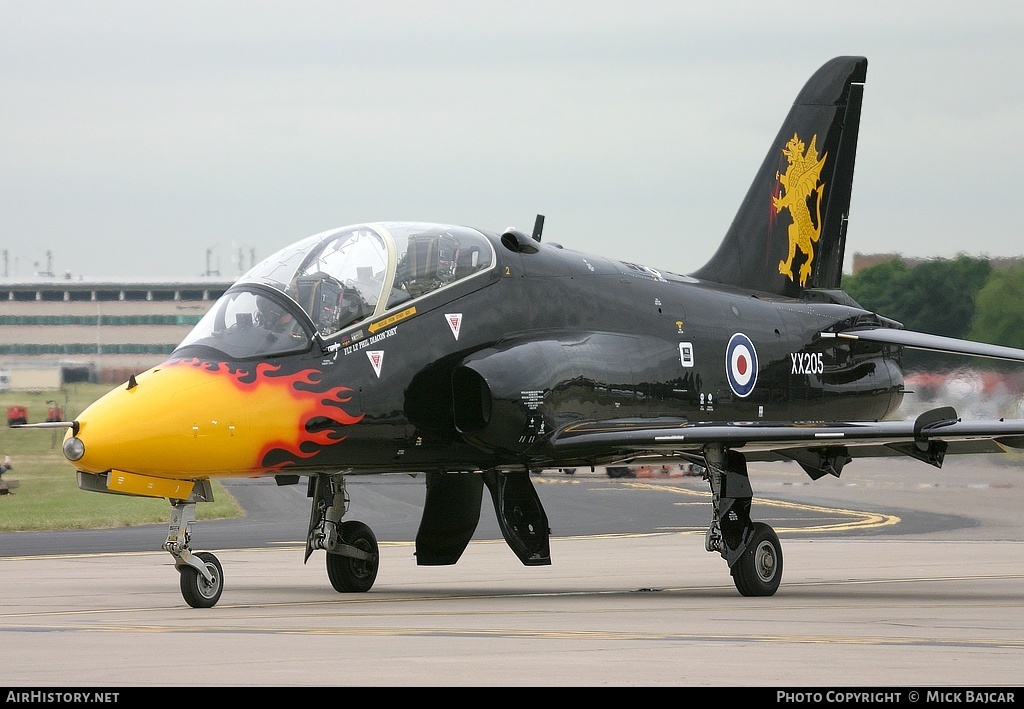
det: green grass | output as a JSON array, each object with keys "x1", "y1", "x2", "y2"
[{"x1": 0, "y1": 383, "x2": 243, "y2": 531}]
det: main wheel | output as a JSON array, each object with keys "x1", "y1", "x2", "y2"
[
  {"x1": 731, "y1": 522, "x2": 783, "y2": 597},
  {"x1": 179, "y1": 551, "x2": 224, "y2": 608},
  {"x1": 326, "y1": 520, "x2": 379, "y2": 593}
]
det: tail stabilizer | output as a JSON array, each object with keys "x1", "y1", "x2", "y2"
[{"x1": 692, "y1": 56, "x2": 867, "y2": 297}]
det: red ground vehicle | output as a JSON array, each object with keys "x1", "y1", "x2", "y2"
[{"x1": 6, "y1": 406, "x2": 27, "y2": 426}]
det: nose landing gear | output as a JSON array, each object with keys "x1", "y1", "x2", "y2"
[
  {"x1": 178, "y1": 551, "x2": 224, "y2": 608},
  {"x1": 165, "y1": 496, "x2": 224, "y2": 608}
]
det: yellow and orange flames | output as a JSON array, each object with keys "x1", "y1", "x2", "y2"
[
  {"x1": 73, "y1": 357, "x2": 364, "y2": 478},
  {"x1": 180, "y1": 359, "x2": 365, "y2": 470}
]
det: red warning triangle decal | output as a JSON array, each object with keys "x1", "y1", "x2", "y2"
[
  {"x1": 366, "y1": 350, "x2": 384, "y2": 378},
  {"x1": 446, "y1": 313, "x2": 462, "y2": 340}
]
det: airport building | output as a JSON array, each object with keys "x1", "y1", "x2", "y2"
[{"x1": 0, "y1": 276, "x2": 234, "y2": 389}]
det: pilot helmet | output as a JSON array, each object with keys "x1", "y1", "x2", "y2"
[{"x1": 256, "y1": 296, "x2": 292, "y2": 330}]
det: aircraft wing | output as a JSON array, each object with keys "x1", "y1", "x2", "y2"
[
  {"x1": 824, "y1": 327, "x2": 1024, "y2": 363},
  {"x1": 549, "y1": 408, "x2": 1024, "y2": 477}
]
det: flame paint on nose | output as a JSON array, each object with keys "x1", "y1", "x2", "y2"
[{"x1": 73, "y1": 357, "x2": 364, "y2": 478}]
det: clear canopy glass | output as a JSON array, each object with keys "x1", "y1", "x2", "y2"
[{"x1": 174, "y1": 223, "x2": 495, "y2": 359}]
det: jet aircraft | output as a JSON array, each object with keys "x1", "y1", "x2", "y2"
[{"x1": 17, "y1": 56, "x2": 1024, "y2": 607}]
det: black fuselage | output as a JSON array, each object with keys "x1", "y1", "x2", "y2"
[{"x1": 175, "y1": 230, "x2": 904, "y2": 475}]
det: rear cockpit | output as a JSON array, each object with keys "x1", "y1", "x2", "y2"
[{"x1": 175, "y1": 222, "x2": 496, "y2": 359}]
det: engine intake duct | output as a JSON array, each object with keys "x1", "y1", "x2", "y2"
[{"x1": 452, "y1": 333, "x2": 641, "y2": 453}]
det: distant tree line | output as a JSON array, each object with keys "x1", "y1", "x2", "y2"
[{"x1": 841, "y1": 255, "x2": 1024, "y2": 370}]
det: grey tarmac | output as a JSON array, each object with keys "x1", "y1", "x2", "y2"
[{"x1": 0, "y1": 456, "x2": 1021, "y2": 687}]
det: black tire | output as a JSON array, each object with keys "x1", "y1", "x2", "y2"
[
  {"x1": 326, "y1": 520, "x2": 379, "y2": 593},
  {"x1": 731, "y1": 522, "x2": 783, "y2": 597},
  {"x1": 179, "y1": 551, "x2": 224, "y2": 608}
]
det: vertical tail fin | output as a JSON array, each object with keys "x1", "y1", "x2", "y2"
[{"x1": 692, "y1": 56, "x2": 867, "y2": 297}]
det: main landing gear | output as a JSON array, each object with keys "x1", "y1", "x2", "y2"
[
  {"x1": 702, "y1": 445, "x2": 783, "y2": 596},
  {"x1": 163, "y1": 458, "x2": 777, "y2": 605},
  {"x1": 306, "y1": 474, "x2": 380, "y2": 593}
]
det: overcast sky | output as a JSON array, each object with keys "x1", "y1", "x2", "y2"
[{"x1": 1, "y1": 1, "x2": 1022, "y2": 280}]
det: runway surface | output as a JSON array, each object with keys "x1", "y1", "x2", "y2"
[{"x1": 1, "y1": 457, "x2": 1022, "y2": 687}]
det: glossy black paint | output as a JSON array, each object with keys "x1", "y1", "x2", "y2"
[{"x1": 175, "y1": 227, "x2": 903, "y2": 475}]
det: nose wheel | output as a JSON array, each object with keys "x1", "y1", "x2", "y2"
[
  {"x1": 179, "y1": 551, "x2": 224, "y2": 608},
  {"x1": 165, "y1": 498, "x2": 225, "y2": 608}
]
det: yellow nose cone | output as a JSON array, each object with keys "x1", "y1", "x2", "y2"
[{"x1": 72, "y1": 358, "x2": 362, "y2": 478}]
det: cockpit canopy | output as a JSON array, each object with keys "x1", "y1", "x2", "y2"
[{"x1": 175, "y1": 222, "x2": 496, "y2": 359}]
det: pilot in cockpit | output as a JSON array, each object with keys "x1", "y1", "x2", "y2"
[
  {"x1": 255, "y1": 296, "x2": 298, "y2": 334},
  {"x1": 394, "y1": 233, "x2": 460, "y2": 299},
  {"x1": 336, "y1": 283, "x2": 373, "y2": 329}
]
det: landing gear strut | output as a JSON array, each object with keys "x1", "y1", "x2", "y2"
[
  {"x1": 165, "y1": 498, "x2": 224, "y2": 608},
  {"x1": 306, "y1": 474, "x2": 380, "y2": 592},
  {"x1": 703, "y1": 445, "x2": 783, "y2": 596}
]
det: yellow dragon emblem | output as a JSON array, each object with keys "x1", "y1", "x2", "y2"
[{"x1": 774, "y1": 133, "x2": 827, "y2": 287}]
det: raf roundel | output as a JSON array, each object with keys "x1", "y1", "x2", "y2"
[{"x1": 726, "y1": 333, "x2": 758, "y2": 398}]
